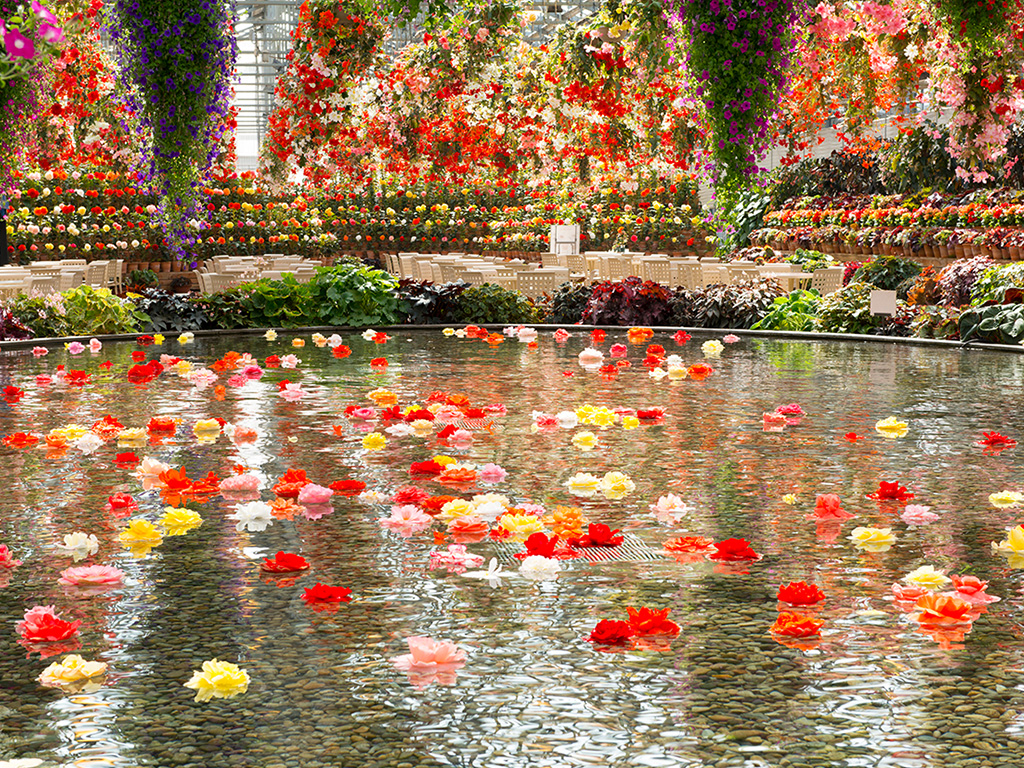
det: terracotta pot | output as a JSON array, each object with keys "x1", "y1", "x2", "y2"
[{"x1": 1011, "y1": 246, "x2": 1021, "y2": 261}]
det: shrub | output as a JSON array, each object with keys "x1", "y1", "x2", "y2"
[
  {"x1": 959, "y1": 303, "x2": 1024, "y2": 345},
  {"x1": 911, "y1": 305, "x2": 961, "y2": 340},
  {"x1": 62, "y1": 287, "x2": 146, "y2": 335},
  {"x1": 936, "y1": 256, "x2": 994, "y2": 306},
  {"x1": 0, "y1": 305, "x2": 32, "y2": 340},
  {"x1": 878, "y1": 120, "x2": 960, "y2": 194},
  {"x1": 851, "y1": 255, "x2": 922, "y2": 294},
  {"x1": 306, "y1": 264, "x2": 401, "y2": 327},
  {"x1": 455, "y1": 284, "x2": 539, "y2": 324},
  {"x1": 397, "y1": 279, "x2": 468, "y2": 324},
  {"x1": 751, "y1": 290, "x2": 821, "y2": 331},
  {"x1": 673, "y1": 278, "x2": 785, "y2": 329},
  {"x1": 126, "y1": 269, "x2": 159, "y2": 291},
  {"x1": 970, "y1": 263, "x2": 1024, "y2": 305},
  {"x1": 7, "y1": 294, "x2": 66, "y2": 338},
  {"x1": 238, "y1": 274, "x2": 313, "y2": 328},
  {"x1": 544, "y1": 281, "x2": 592, "y2": 324},
  {"x1": 815, "y1": 282, "x2": 906, "y2": 335},
  {"x1": 135, "y1": 289, "x2": 208, "y2": 333},
  {"x1": 786, "y1": 248, "x2": 835, "y2": 273},
  {"x1": 194, "y1": 289, "x2": 252, "y2": 330},
  {"x1": 582, "y1": 277, "x2": 674, "y2": 326}
]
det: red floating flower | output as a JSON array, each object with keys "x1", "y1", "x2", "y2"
[
  {"x1": 114, "y1": 452, "x2": 140, "y2": 466},
  {"x1": 136, "y1": 335, "x2": 154, "y2": 346},
  {"x1": 261, "y1": 551, "x2": 310, "y2": 573},
  {"x1": 392, "y1": 485, "x2": 430, "y2": 506},
  {"x1": 587, "y1": 619, "x2": 634, "y2": 645},
  {"x1": 302, "y1": 582, "x2": 352, "y2": 605},
  {"x1": 404, "y1": 408, "x2": 435, "y2": 423},
  {"x1": 131, "y1": 351, "x2": 147, "y2": 363},
  {"x1": 844, "y1": 432, "x2": 864, "y2": 442},
  {"x1": 105, "y1": 492, "x2": 138, "y2": 518},
  {"x1": 636, "y1": 407, "x2": 665, "y2": 421},
  {"x1": 770, "y1": 612, "x2": 824, "y2": 637},
  {"x1": 329, "y1": 479, "x2": 366, "y2": 495},
  {"x1": 590, "y1": 329, "x2": 606, "y2": 343},
  {"x1": 777, "y1": 581, "x2": 826, "y2": 605},
  {"x1": 370, "y1": 357, "x2": 388, "y2": 369},
  {"x1": 265, "y1": 355, "x2": 281, "y2": 368},
  {"x1": 17, "y1": 606, "x2": 82, "y2": 642},
  {"x1": 273, "y1": 468, "x2": 310, "y2": 498},
  {"x1": 708, "y1": 538, "x2": 760, "y2": 561},
  {"x1": 332, "y1": 345, "x2": 352, "y2": 359},
  {"x1": 409, "y1": 460, "x2": 444, "y2": 475},
  {"x1": 147, "y1": 417, "x2": 176, "y2": 435},
  {"x1": 867, "y1": 481, "x2": 914, "y2": 502},
  {"x1": 436, "y1": 424, "x2": 457, "y2": 440},
  {"x1": 2, "y1": 385, "x2": 23, "y2": 402},
  {"x1": 65, "y1": 370, "x2": 90, "y2": 386},
  {"x1": 3, "y1": 432, "x2": 39, "y2": 449},
  {"x1": 514, "y1": 532, "x2": 581, "y2": 560},
  {"x1": 977, "y1": 431, "x2": 1016, "y2": 454},
  {"x1": 626, "y1": 607, "x2": 680, "y2": 636},
  {"x1": 673, "y1": 330, "x2": 691, "y2": 344},
  {"x1": 569, "y1": 523, "x2": 623, "y2": 548}
]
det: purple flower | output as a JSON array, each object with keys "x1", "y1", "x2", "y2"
[{"x1": 4, "y1": 29, "x2": 35, "y2": 59}]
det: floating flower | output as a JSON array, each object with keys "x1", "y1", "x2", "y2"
[
  {"x1": 497, "y1": 512, "x2": 545, "y2": 541},
  {"x1": 626, "y1": 607, "x2": 680, "y2": 636},
  {"x1": 903, "y1": 565, "x2": 950, "y2": 590},
  {"x1": 844, "y1": 432, "x2": 864, "y2": 442},
  {"x1": 362, "y1": 432, "x2": 386, "y2": 451},
  {"x1": 33, "y1": 346, "x2": 48, "y2": 356},
  {"x1": 38, "y1": 654, "x2": 107, "y2": 690},
  {"x1": 992, "y1": 525, "x2": 1024, "y2": 560},
  {"x1": 184, "y1": 659, "x2": 250, "y2": 702},
  {"x1": 777, "y1": 581, "x2": 825, "y2": 605},
  {"x1": 160, "y1": 508, "x2": 203, "y2": 536},
  {"x1": 66, "y1": 341, "x2": 85, "y2": 355},
  {"x1": 17, "y1": 606, "x2": 81, "y2": 642},
  {"x1": 914, "y1": 594, "x2": 973, "y2": 624},
  {"x1": 989, "y1": 491, "x2": 1024, "y2": 509},
  {"x1": 519, "y1": 554, "x2": 561, "y2": 581},
  {"x1": 438, "y1": 465, "x2": 477, "y2": 485},
  {"x1": 976, "y1": 432, "x2": 1016, "y2": 452},
  {"x1": 429, "y1": 544, "x2": 484, "y2": 574},
  {"x1": 462, "y1": 557, "x2": 506, "y2": 587},
  {"x1": 228, "y1": 501, "x2": 274, "y2": 532},
  {"x1": 868, "y1": 481, "x2": 914, "y2": 503},
  {"x1": 709, "y1": 538, "x2": 760, "y2": 561},
  {"x1": 946, "y1": 575, "x2": 1000, "y2": 605},
  {"x1": 891, "y1": 582, "x2": 930, "y2": 603},
  {"x1": 264, "y1": 330, "x2": 277, "y2": 341},
  {"x1": 0, "y1": 544, "x2": 21, "y2": 569},
  {"x1": 875, "y1": 417, "x2": 908, "y2": 438},
  {"x1": 302, "y1": 583, "x2": 352, "y2": 606},
  {"x1": 687, "y1": 362, "x2": 714, "y2": 380},
  {"x1": 849, "y1": 527, "x2": 896, "y2": 552},
  {"x1": 901, "y1": 505, "x2": 939, "y2": 525},
  {"x1": 56, "y1": 532, "x2": 99, "y2": 562},
  {"x1": 663, "y1": 536, "x2": 715, "y2": 554},
  {"x1": 297, "y1": 483, "x2": 333, "y2": 505},
  {"x1": 588, "y1": 619, "x2": 633, "y2": 645},
  {"x1": 569, "y1": 523, "x2": 623, "y2": 548},
  {"x1": 261, "y1": 552, "x2": 310, "y2": 573},
  {"x1": 572, "y1": 431, "x2": 598, "y2": 450},
  {"x1": 57, "y1": 565, "x2": 124, "y2": 587},
  {"x1": 701, "y1": 339, "x2": 723, "y2": 358},
  {"x1": 391, "y1": 636, "x2": 465, "y2": 688},
  {"x1": 73, "y1": 432, "x2": 104, "y2": 454},
  {"x1": 118, "y1": 519, "x2": 163, "y2": 550},
  {"x1": 649, "y1": 493, "x2": 691, "y2": 523},
  {"x1": 771, "y1": 612, "x2": 824, "y2": 638},
  {"x1": 762, "y1": 412, "x2": 787, "y2": 431},
  {"x1": 564, "y1": 472, "x2": 601, "y2": 497},
  {"x1": 379, "y1": 505, "x2": 433, "y2": 537},
  {"x1": 3, "y1": 431, "x2": 39, "y2": 449},
  {"x1": 578, "y1": 348, "x2": 604, "y2": 366},
  {"x1": 808, "y1": 494, "x2": 853, "y2": 520},
  {"x1": 550, "y1": 506, "x2": 587, "y2": 540},
  {"x1": 722, "y1": 334, "x2": 740, "y2": 344},
  {"x1": 478, "y1": 463, "x2": 507, "y2": 483},
  {"x1": 220, "y1": 473, "x2": 261, "y2": 493},
  {"x1": 278, "y1": 381, "x2": 305, "y2": 401}
]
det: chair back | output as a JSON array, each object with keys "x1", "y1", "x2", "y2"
[
  {"x1": 541, "y1": 252, "x2": 567, "y2": 268},
  {"x1": 515, "y1": 270, "x2": 560, "y2": 299},
  {"x1": 440, "y1": 263, "x2": 464, "y2": 283},
  {"x1": 811, "y1": 267, "x2": 844, "y2": 295},
  {"x1": 673, "y1": 261, "x2": 703, "y2": 291},
  {"x1": 641, "y1": 259, "x2": 672, "y2": 286},
  {"x1": 86, "y1": 261, "x2": 110, "y2": 288}
]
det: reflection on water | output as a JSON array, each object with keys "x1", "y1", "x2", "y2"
[{"x1": 0, "y1": 331, "x2": 1023, "y2": 767}]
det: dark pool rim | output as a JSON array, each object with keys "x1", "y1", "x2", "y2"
[{"x1": 1, "y1": 325, "x2": 1022, "y2": 355}]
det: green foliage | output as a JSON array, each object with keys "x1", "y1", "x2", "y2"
[
  {"x1": 455, "y1": 284, "x2": 539, "y2": 325},
  {"x1": 971, "y1": 263, "x2": 1024, "y2": 304},
  {"x1": 193, "y1": 289, "x2": 252, "y2": 330},
  {"x1": 815, "y1": 282, "x2": 903, "y2": 335},
  {"x1": 135, "y1": 289, "x2": 208, "y2": 333},
  {"x1": 238, "y1": 274, "x2": 313, "y2": 328},
  {"x1": 715, "y1": 188, "x2": 772, "y2": 254},
  {"x1": 63, "y1": 287, "x2": 147, "y2": 335},
  {"x1": 7, "y1": 295, "x2": 66, "y2": 338},
  {"x1": 959, "y1": 303, "x2": 1024, "y2": 344},
  {"x1": 127, "y1": 269, "x2": 160, "y2": 289},
  {"x1": 910, "y1": 305, "x2": 961, "y2": 340},
  {"x1": 851, "y1": 255, "x2": 922, "y2": 294},
  {"x1": 786, "y1": 248, "x2": 835, "y2": 273},
  {"x1": 397, "y1": 279, "x2": 468, "y2": 324},
  {"x1": 673, "y1": 279, "x2": 785, "y2": 329},
  {"x1": 307, "y1": 264, "x2": 401, "y2": 327},
  {"x1": 879, "y1": 120, "x2": 960, "y2": 193},
  {"x1": 544, "y1": 281, "x2": 592, "y2": 325},
  {"x1": 751, "y1": 290, "x2": 821, "y2": 331}
]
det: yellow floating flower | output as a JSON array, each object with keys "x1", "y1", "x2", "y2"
[
  {"x1": 438, "y1": 498, "x2": 475, "y2": 522},
  {"x1": 119, "y1": 519, "x2": 163, "y2": 544},
  {"x1": 264, "y1": 329, "x2": 278, "y2": 341},
  {"x1": 903, "y1": 565, "x2": 950, "y2": 590},
  {"x1": 702, "y1": 339, "x2": 724, "y2": 358},
  {"x1": 497, "y1": 512, "x2": 545, "y2": 541},
  {"x1": 160, "y1": 507, "x2": 203, "y2": 537},
  {"x1": 621, "y1": 416, "x2": 640, "y2": 430},
  {"x1": 311, "y1": 333, "x2": 328, "y2": 347},
  {"x1": 993, "y1": 525, "x2": 1024, "y2": 554},
  {"x1": 575, "y1": 404, "x2": 597, "y2": 424},
  {"x1": 600, "y1": 471, "x2": 636, "y2": 500},
  {"x1": 117, "y1": 427, "x2": 147, "y2": 446},
  {"x1": 184, "y1": 659, "x2": 250, "y2": 702},
  {"x1": 667, "y1": 365, "x2": 688, "y2": 380},
  {"x1": 174, "y1": 360, "x2": 193, "y2": 376},
  {"x1": 875, "y1": 417, "x2": 908, "y2": 438},
  {"x1": 782, "y1": 494, "x2": 797, "y2": 505},
  {"x1": 989, "y1": 491, "x2": 1024, "y2": 509},
  {"x1": 565, "y1": 472, "x2": 602, "y2": 497},
  {"x1": 592, "y1": 409, "x2": 616, "y2": 428},
  {"x1": 432, "y1": 455, "x2": 457, "y2": 467},
  {"x1": 572, "y1": 431, "x2": 598, "y2": 450},
  {"x1": 362, "y1": 432, "x2": 386, "y2": 451},
  {"x1": 849, "y1": 526, "x2": 896, "y2": 552},
  {"x1": 193, "y1": 419, "x2": 222, "y2": 436},
  {"x1": 51, "y1": 424, "x2": 89, "y2": 442},
  {"x1": 442, "y1": 328, "x2": 456, "y2": 336},
  {"x1": 177, "y1": 332, "x2": 194, "y2": 345},
  {"x1": 152, "y1": 334, "x2": 164, "y2": 346},
  {"x1": 38, "y1": 655, "x2": 108, "y2": 689}
]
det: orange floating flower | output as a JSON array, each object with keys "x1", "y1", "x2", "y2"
[
  {"x1": 147, "y1": 417, "x2": 176, "y2": 435},
  {"x1": 914, "y1": 594, "x2": 973, "y2": 624},
  {"x1": 626, "y1": 607, "x2": 680, "y2": 636},
  {"x1": 273, "y1": 468, "x2": 310, "y2": 498},
  {"x1": 438, "y1": 466, "x2": 477, "y2": 485},
  {"x1": 3, "y1": 432, "x2": 39, "y2": 449},
  {"x1": 687, "y1": 362, "x2": 714, "y2": 381},
  {"x1": 777, "y1": 581, "x2": 826, "y2": 605},
  {"x1": 269, "y1": 498, "x2": 301, "y2": 520},
  {"x1": 627, "y1": 327, "x2": 654, "y2": 343},
  {"x1": 370, "y1": 357, "x2": 388, "y2": 369},
  {"x1": 770, "y1": 612, "x2": 824, "y2": 637},
  {"x1": 550, "y1": 506, "x2": 587, "y2": 540}
]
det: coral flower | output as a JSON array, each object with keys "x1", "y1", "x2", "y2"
[
  {"x1": 3, "y1": 431, "x2": 39, "y2": 449},
  {"x1": 438, "y1": 466, "x2": 477, "y2": 485},
  {"x1": 946, "y1": 575, "x2": 1000, "y2": 605},
  {"x1": 663, "y1": 536, "x2": 715, "y2": 554},
  {"x1": 763, "y1": 412, "x2": 787, "y2": 431},
  {"x1": 777, "y1": 581, "x2": 825, "y2": 605},
  {"x1": 809, "y1": 493, "x2": 853, "y2": 520},
  {"x1": 914, "y1": 594, "x2": 973, "y2": 624},
  {"x1": 297, "y1": 483, "x2": 333, "y2": 505},
  {"x1": 261, "y1": 552, "x2": 310, "y2": 573},
  {"x1": 891, "y1": 583, "x2": 930, "y2": 603},
  {"x1": 391, "y1": 636, "x2": 466, "y2": 687},
  {"x1": 588, "y1": 619, "x2": 634, "y2": 645},
  {"x1": 687, "y1": 362, "x2": 714, "y2": 380},
  {"x1": 709, "y1": 538, "x2": 760, "y2": 561},
  {"x1": 184, "y1": 659, "x2": 250, "y2": 702},
  {"x1": 0, "y1": 543, "x2": 21, "y2": 568},
  {"x1": 273, "y1": 468, "x2": 309, "y2": 497},
  {"x1": 58, "y1": 565, "x2": 124, "y2": 587},
  {"x1": 147, "y1": 416, "x2": 176, "y2": 435},
  {"x1": 447, "y1": 517, "x2": 490, "y2": 543},
  {"x1": 770, "y1": 612, "x2": 824, "y2": 637},
  {"x1": 626, "y1": 607, "x2": 680, "y2": 636},
  {"x1": 17, "y1": 606, "x2": 82, "y2": 642}
]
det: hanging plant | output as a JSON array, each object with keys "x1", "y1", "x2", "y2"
[
  {"x1": 0, "y1": 1, "x2": 68, "y2": 192},
  {"x1": 107, "y1": 0, "x2": 236, "y2": 256},
  {"x1": 667, "y1": 0, "x2": 806, "y2": 193}
]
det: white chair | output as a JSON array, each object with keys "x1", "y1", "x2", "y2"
[
  {"x1": 398, "y1": 254, "x2": 418, "y2": 279},
  {"x1": 701, "y1": 262, "x2": 728, "y2": 287},
  {"x1": 193, "y1": 270, "x2": 210, "y2": 293},
  {"x1": 59, "y1": 268, "x2": 86, "y2": 291},
  {"x1": 515, "y1": 270, "x2": 560, "y2": 299},
  {"x1": 602, "y1": 256, "x2": 633, "y2": 281},
  {"x1": 85, "y1": 261, "x2": 110, "y2": 288},
  {"x1": 641, "y1": 259, "x2": 672, "y2": 285},
  {"x1": 461, "y1": 269, "x2": 494, "y2": 286},
  {"x1": 811, "y1": 267, "x2": 844, "y2": 295},
  {"x1": 59, "y1": 259, "x2": 87, "y2": 267},
  {"x1": 25, "y1": 275, "x2": 58, "y2": 294},
  {"x1": 541, "y1": 252, "x2": 567, "y2": 268},
  {"x1": 672, "y1": 261, "x2": 703, "y2": 290},
  {"x1": 566, "y1": 254, "x2": 593, "y2": 283}
]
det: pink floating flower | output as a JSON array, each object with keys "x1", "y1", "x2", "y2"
[
  {"x1": 945, "y1": 575, "x2": 1000, "y2": 605},
  {"x1": 891, "y1": 583, "x2": 930, "y2": 603},
  {"x1": 901, "y1": 504, "x2": 939, "y2": 525},
  {"x1": 242, "y1": 364, "x2": 263, "y2": 380},
  {"x1": 553, "y1": 328, "x2": 570, "y2": 343},
  {"x1": 66, "y1": 341, "x2": 85, "y2": 355},
  {"x1": 278, "y1": 382, "x2": 305, "y2": 401},
  {"x1": 57, "y1": 565, "x2": 124, "y2": 587},
  {"x1": 429, "y1": 544, "x2": 484, "y2": 574},
  {"x1": 32, "y1": 346, "x2": 48, "y2": 357},
  {"x1": 478, "y1": 463, "x2": 507, "y2": 483},
  {"x1": 762, "y1": 412, "x2": 787, "y2": 432},
  {"x1": 379, "y1": 505, "x2": 433, "y2": 537},
  {"x1": 391, "y1": 636, "x2": 466, "y2": 688},
  {"x1": 775, "y1": 403, "x2": 804, "y2": 416},
  {"x1": 220, "y1": 473, "x2": 261, "y2": 492},
  {"x1": 226, "y1": 374, "x2": 247, "y2": 388},
  {"x1": 0, "y1": 544, "x2": 21, "y2": 569},
  {"x1": 349, "y1": 406, "x2": 377, "y2": 420},
  {"x1": 450, "y1": 429, "x2": 473, "y2": 446},
  {"x1": 610, "y1": 343, "x2": 628, "y2": 358},
  {"x1": 578, "y1": 348, "x2": 604, "y2": 366},
  {"x1": 16, "y1": 605, "x2": 81, "y2": 642},
  {"x1": 36, "y1": 374, "x2": 52, "y2": 385},
  {"x1": 297, "y1": 483, "x2": 333, "y2": 505},
  {"x1": 483, "y1": 403, "x2": 507, "y2": 416},
  {"x1": 723, "y1": 334, "x2": 740, "y2": 343},
  {"x1": 673, "y1": 330, "x2": 691, "y2": 345}
]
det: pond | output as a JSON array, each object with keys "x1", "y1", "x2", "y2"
[{"x1": 1, "y1": 328, "x2": 1023, "y2": 768}]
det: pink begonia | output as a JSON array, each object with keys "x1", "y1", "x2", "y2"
[
  {"x1": 278, "y1": 382, "x2": 305, "y2": 401},
  {"x1": 220, "y1": 473, "x2": 261, "y2": 492},
  {"x1": 226, "y1": 374, "x2": 247, "y2": 388},
  {"x1": 901, "y1": 504, "x2": 939, "y2": 525},
  {"x1": 280, "y1": 354, "x2": 300, "y2": 369},
  {"x1": 379, "y1": 505, "x2": 433, "y2": 537},
  {"x1": 58, "y1": 565, "x2": 124, "y2": 587},
  {"x1": 478, "y1": 463, "x2": 507, "y2": 483},
  {"x1": 533, "y1": 412, "x2": 558, "y2": 430},
  {"x1": 242, "y1": 365, "x2": 263, "y2": 380},
  {"x1": 32, "y1": 346, "x2": 48, "y2": 357},
  {"x1": 483, "y1": 403, "x2": 507, "y2": 416},
  {"x1": 297, "y1": 483, "x2": 333, "y2": 505},
  {"x1": 0, "y1": 544, "x2": 21, "y2": 568},
  {"x1": 429, "y1": 544, "x2": 484, "y2": 574}
]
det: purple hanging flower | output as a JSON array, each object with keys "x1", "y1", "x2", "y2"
[{"x1": 4, "y1": 29, "x2": 35, "y2": 60}]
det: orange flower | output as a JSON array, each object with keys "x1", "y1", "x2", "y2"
[
  {"x1": 269, "y1": 498, "x2": 301, "y2": 520},
  {"x1": 770, "y1": 612, "x2": 824, "y2": 637},
  {"x1": 158, "y1": 468, "x2": 191, "y2": 491},
  {"x1": 438, "y1": 466, "x2": 477, "y2": 485},
  {"x1": 367, "y1": 388, "x2": 398, "y2": 406},
  {"x1": 915, "y1": 594, "x2": 973, "y2": 624},
  {"x1": 626, "y1": 607, "x2": 680, "y2": 636},
  {"x1": 485, "y1": 333, "x2": 504, "y2": 345},
  {"x1": 627, "y1": 327, "x2": 654, "y2": 343},
  {"x1": 446, "y1": 394, "x2": 470, "y2": 408},
  {"x1": 688, "y1": 362, "x2": 714, "y2": 381},
  {"x1": 663, "y1": 536, "x2": 715, "y2": 553},
  {"x1": 777, "y1": 581, "x2": 826, "y2": 605},
  {"x1": 3, "y1": 432, "x2": 39, "y2": 449},
  {"x1": 550, "y1": 506, "x2": 586, "y2": 540}
]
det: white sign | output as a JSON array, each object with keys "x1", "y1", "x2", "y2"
[
  {"x1": 549, "y1": 224, "x2": 580, "y2": 255},
  {"x1": 869, "y1": 290, "x2": 897, "y2": 316}
]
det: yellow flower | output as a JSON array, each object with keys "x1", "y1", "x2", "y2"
[
  {"x1": 152, "y1": 334, "x2": 164, "y2": 346},
  {"x1": 51, "y1": 424, "x2": 89, "y2": 442},
  {"x1": 849, "y1": 526, "x2": 896, "y2": 552},
  {"x1": 498, "y1": 512, "x2": 545, "y2": 541},
  {"x1": 600, "y1": 471, "x2": 636, "y2": 500},
  {"x1": 782, "y1": 494, "x2": 797, "y2": 505},
  {"x1": 575, "y1": 404, "x2": 597, "y2": 424},
  {"x1": 993, "y1": 525, "x2": 1024, "y2": 554},
  {"x1": 362, "y1": 432, "x2": 386, "y2": 451},
  {"x1": 621, "y1": 416, "x2": 640, "y2": 430},
  {"x1": 438, "y1": 498, "x2": 475, "y2": 522},
  {"x1": 264, "y1": 330, "x2": 278, "y2": 341},
  {"x1": 174, "y1": 360, "x2": 193, "y2": 376},
  {"x1": 702, "y1": 339, "x2": 724, "y2": 358},
  {"x1": 667, "y1": 365, "x2": 688, "y2": 380},
  {"x1": 292, "y1": 338, "x2": 305, "y2": 347},
  {"x1": 442, "y1": 328, "x2": 456, "y2": 336},
  {"x1": 903, "y1": 565, "x2": 950, "y2": 590},
  {"x1": 592, "y1": 409, "x2": 616, "y2": 428},
  {"x1": 117, "y1": 427, "x2": 147, "y2": 446},
  {"x1": 572, "y1": 431, "x2": 598, "y2": 450},
  {"x1": 177, "y1": 332, "x2": 194, "y2": 345},
  {"x1": 119, "y1": 519, "x2": 163, "y2": 544},
  {"x1": 193, "y1": 419, "x2": 222, "y2": 435},
  {"x1": 432, "y1": 455, "x2": 457, "y2": 467},
  {"x1": 410, "y1": 419, "x2": 434, "y2": 436},
  {"x1": 989, "y1": 491, "x2": 1024, "y2": 509},
  {"x1": 38, "y1": 655, "x2": 108, "y2": 688},
  {"x1": 875, "y1": 417, "x2": 908, "y2": 438},
  {"x1": 160, "y1": 507, "x2": 203, "y2": 536},
  {"x1": 184, "y1": 659, "x2": 250, "y2": 702},
  {"x1": 565, "y1": 472, "x2": 602, "y2": 497},
  {"x1": 311, "y1": 333, "x2": 328, "y2": 347}
]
